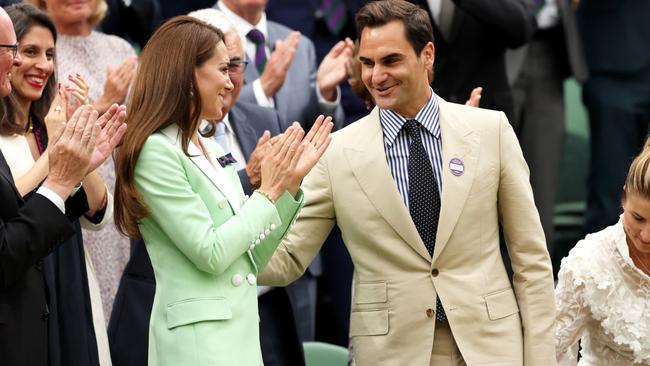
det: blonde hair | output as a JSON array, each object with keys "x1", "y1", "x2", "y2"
[
  {"x1": 24, "y1": 0, "x2": 107, "y2": 27},
  {"x1": 623, "y1": 137, "x2": 650, "y2": 201}
]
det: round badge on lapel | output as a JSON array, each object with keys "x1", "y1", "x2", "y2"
[{"x1": 449, "y1": 158, "x2": 465, "y2": 176}]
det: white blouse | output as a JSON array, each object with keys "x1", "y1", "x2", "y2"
[{"x1": 555, "y1": 219, "x2": 650, "y2": 365}]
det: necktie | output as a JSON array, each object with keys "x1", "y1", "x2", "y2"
[
  {"x1": 438, "y1": 0, "x2": 455, "y2": 41},
  {"x1": 214, "y1": 122, "x2": 231, "y2": 154},
  {"x1": 246, "y1": 29, "x2": 268, "y2": 74},
  {"x1": 404, "y1": 119, "x2": 446, "y2": 321},
  {"x1": 321, "y1": 0, "x2": 348, "y2": 35},
  {"x1": 532, "y1": 0, "x2": 545, "y2": 14}
]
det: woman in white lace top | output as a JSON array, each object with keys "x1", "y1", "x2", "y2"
[{"x1": 555, "y1": 143, "x2": 650, "y2": 365}]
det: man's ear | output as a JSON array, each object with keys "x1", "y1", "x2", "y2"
[{"x1": 421, "y1": 42, "x2": 435, "y2": 70}]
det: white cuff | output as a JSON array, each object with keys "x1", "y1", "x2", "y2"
[
  {"x1": 80, "y1": 186, "x2": 114, "y2": 231},
  {"x1": 36, "y1": 186, "x2": 66, "y2": 214},
  {"x1": 253, "y1": 79, "x2": 275, "y2": 108},
  {"x1": 316, "y1": 83, "x2": 341, "y2": 107}
]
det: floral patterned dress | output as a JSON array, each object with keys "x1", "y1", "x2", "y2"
[
  {"x1": 555, "y1": 219, "x2": 650, "y2": 365},
  {"x1": 56, "y1": 31, "x2": 136, "y2": 321}
]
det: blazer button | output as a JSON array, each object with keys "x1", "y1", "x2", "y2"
[
  {"x1": 264, "y1": 229, "x2": 271, "y2": 235},
  {"x1": 431, "y1": 268, "x2": 439, "y2": 277},
  {"x1": 270, "y1": 223, "x2": 277, "y2": 230},
  {"x1": 259, "y1": 233, "x2": 266, "y2": 240},
  {"x1": 231, "y1": 274, "x2": 243, "y2": 287},
  {"x1": 218, "y1": 199, "x2": 227, "y2": 209},
  {"x1": 249, "y1": 244, "x2": 255, "y2": 251},
  {"x1": 426, "y1": 308, "x2": 435, "y2": 318},
  {"x1": 246, "y1": 273, "x2": 257, "y2": 285}
]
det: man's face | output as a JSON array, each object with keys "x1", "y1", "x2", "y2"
[
  {"x1": 222, "y1": 0, "x2": 267, "y2": 18},
  {"x1": 358, "y1": 21, "x2": 434, "y2": 117},
  {"x1": 223, "y1": 32, "x2": 245, "y2": 115},
  {"x1": 0, "y1": 10, "x2": 21, "y2": 97}
]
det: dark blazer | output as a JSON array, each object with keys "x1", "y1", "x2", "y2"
[
  {"x1": 577, "y1": 0, "x2": 650, "y2": 74},
  {"x1": 412, "y1": 0, "x2": 536, "y2": 120},
  {"x1": 0, "y1": 151, "x2": 85, "y2": 366},
  {"x1": 557, "y1": 0, "x2": 588, "y2": 82}
]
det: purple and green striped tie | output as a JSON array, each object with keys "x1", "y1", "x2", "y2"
[
  {"x1": 322, "y1": 0, "x2": 347, "y2": 36},
  {"x1": 246, "y1": 28, "x2": 267, "y2": 74}
]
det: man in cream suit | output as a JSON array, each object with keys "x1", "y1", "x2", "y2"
[{"x1": 259, "y1": 1, "x2": 556, "y2": 365}]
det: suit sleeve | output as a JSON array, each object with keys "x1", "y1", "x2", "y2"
[
  {"x1": 134, "y1": 137, "x2": 303, "y2": 276},
  {"x1": 0, "y1": 194, "x2": 74, "y2": 287},
  {"x1": 496, "y1": 112, "x2": 556, "y2": 365},
  {"x1": 306, "y1": 37, "x2": 346, "y2": 130},
  {"x1": 455, "y1": 0, "x2": 537, "y2": 48},
  {"x1": 259, "y1": 150, "x2": 336, "y2": 286}
]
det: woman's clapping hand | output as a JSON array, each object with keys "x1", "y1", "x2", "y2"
[{"x1": 257, "y1": 115, "x2": 334, "y2": 202}]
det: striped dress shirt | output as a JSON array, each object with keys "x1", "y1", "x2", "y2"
[{"x1": 380, "y1": 90, "x2": 443, "y2": 209}]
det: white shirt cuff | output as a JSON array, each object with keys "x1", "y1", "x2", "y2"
[
  {"x1": 36, "y1": 186, "x2": 66, "y2": 214},
  {"x1": 316, "y1": 83, "x2": 341, "y2": 107},
  {"x1": 253, "y1": 79, "x2": 275, "y2": 108}
]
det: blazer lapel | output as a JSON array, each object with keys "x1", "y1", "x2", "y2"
[
  {"x1": 432, "y1": 97, "x2": 479, "y2": 263},
  {"x1": 160, "y1": 125, "x2": 241, "y2": 213},
  {"x1": 229, "y1": 108, "x2": 256, "y2": 161},
  {"x1": 344, "y1": 108, "x2": 432, "y2": 262}
]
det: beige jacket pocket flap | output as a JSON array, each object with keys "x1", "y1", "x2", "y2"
[
  {"x1": 484, "y1": 289, "x2": 519, "y2": 320},
  {"x1": 355, "y1": 282, "x2": 387, "y2": 304},
  {"x1": 166, "y1": 297, "x2": 232, "y2": 329},
  {"x1": 349, "y1": 309, "x2": 389, "y2": 336}
]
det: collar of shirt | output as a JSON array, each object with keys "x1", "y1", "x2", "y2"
[
  {"x1": 380, "y1": 88, "x2": 441, "y2": 148},
  {"x1": 218, "y1": 1, "x2": 269, "y2": 54}
]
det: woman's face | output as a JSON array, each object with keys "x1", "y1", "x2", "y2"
[
  {"x1": 45, "y1": 0, "x2": 94, "y2": 27},
  {"x1": 194, "y1": 41, "x2": 233, "y2": 122},
  {"x1": 622, "y1": 190, "x2": 650, "y2": 255},
  {"x1": 12, "y1": 25, "x2": 55, "y2": 103}
]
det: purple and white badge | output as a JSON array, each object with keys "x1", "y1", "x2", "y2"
[{"x1": 449, "y1": 158, "x2": 464, "y2": 176}]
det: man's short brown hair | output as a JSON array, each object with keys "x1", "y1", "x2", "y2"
[{"x1": 356, "y1": 0, "x2": 434, "y2": 55}]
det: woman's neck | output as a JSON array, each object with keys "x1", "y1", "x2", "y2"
[
  {"x1": 628, "y1": 240, "x2": 650, "y2": 275},
  {"x1": 14, "y1": 94, "x2": 31, "y2": 128},
  {"x1": 55, "y1": 20, "x2": 91, "y2": 37}
]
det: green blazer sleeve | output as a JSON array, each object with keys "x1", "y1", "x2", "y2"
[{"x1": 134, "y1": 134, "x2": 303, "y2": 276}]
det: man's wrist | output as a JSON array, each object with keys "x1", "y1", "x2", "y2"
[
  {"x1": 37, "y1": 184, "x2": 68, "y2": 213},
  {"x1": 41, "y1": 178, "x2": 75, "y2": 202}
]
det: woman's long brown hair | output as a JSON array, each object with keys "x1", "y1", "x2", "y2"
[{"x1": 114, "y1": 16, "x2": 224, "y2": 239}]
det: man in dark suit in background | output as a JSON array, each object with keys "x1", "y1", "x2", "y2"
[
  {"x1": 0, "y1": 8, "x2": 126, "y2": 366},
  {"x1": 577, "y1": 0, "x2": 650, "y2": 234},
  {"x1": 508, "y1": 0, "x2": 588, "y2": 272},
  {"x1": 411, "y1": 0, "x2": 536, "y2": 121}
]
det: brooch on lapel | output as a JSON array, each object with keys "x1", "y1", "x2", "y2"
[{"x1": 217, "y1": 153, "x2": 237, "y2": 168}]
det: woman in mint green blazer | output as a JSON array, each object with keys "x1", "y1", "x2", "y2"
[{"x1": 113, "y1": 17, "x2": 333, "y2": 366}]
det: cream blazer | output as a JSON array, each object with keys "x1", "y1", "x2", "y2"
[{"x1": 260, "y1": 98, "x2": 556, "y2": 366}]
